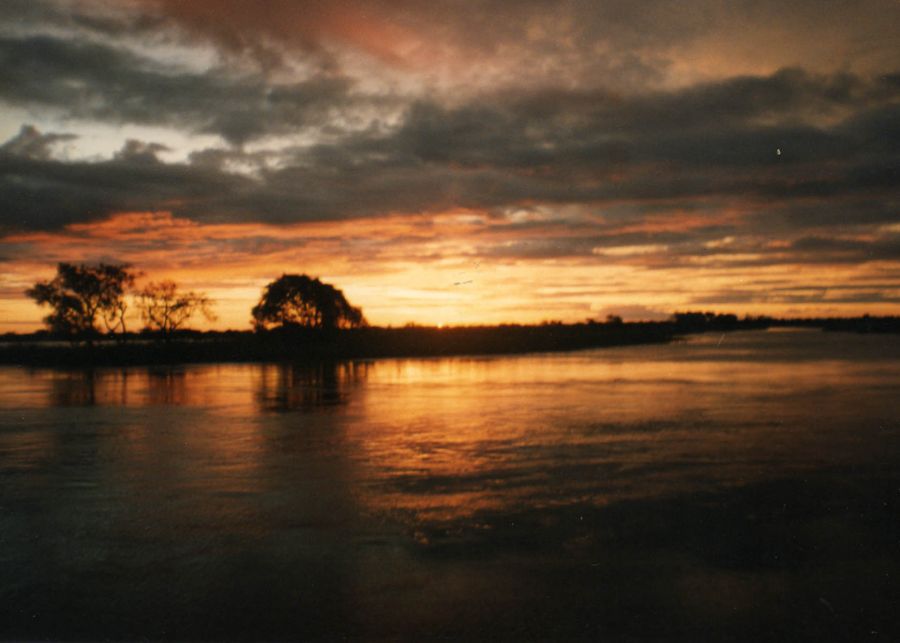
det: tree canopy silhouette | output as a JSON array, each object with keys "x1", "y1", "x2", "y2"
[
  {"x1": 137, "y1": 280, "x2": 216, "y2": 339},
  {"x1": 25, "y1": 262, "x2": 136, "y2": 339},
  {"x1": 252, "y1": 274, "x2": 366, "y2": 331}
]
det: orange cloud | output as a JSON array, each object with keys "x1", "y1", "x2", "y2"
[{"x1": 4, "y1": 209, "x2": 898, "y2": 333}]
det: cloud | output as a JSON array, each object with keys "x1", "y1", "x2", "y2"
[
  {"x1": 2, "y1": 66, "x2": 896, "y2": 226},
  {"x1": 0, "y1": 135, "x2": 254, "y2": 230},
  {"x1": 690, "y1": 287, "x2": 900, "y2": 306},
  {"x1": 0, "y1": 33, "x2": 364, "y2": 145},
  {"x1": 0, "y1": 124, "x2": 76, "y2": 160},
  {"x1": 137, "y1": 0, "x2": 900, "y2": 90},
  {"x1": 789, "y1": 235, "x2": 900, "y2": 263},
  {"x1": 0, "y1": 0, "x2": 897, "y2": 324},
  {"x1": 2, "y1": 63, "x2": 898, "y2": 266}
]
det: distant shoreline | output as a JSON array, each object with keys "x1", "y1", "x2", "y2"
[
  {"x1": 1, "y1": 316, "x2": 896, "y2": 368},
  {"x1": 0, "y1": 322, "x2": 675, "y2": 367}
]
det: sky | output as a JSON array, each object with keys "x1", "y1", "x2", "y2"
[{"x1": 1, "y1": 0, "x2": 898, "y2": 331}]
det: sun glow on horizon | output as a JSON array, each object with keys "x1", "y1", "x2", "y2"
[{"x1": 2, "y1": 209, "x2": 898, "y2": 334}]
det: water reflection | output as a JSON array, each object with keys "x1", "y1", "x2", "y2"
[
  {"x1": 255, "y1": 361, "x2": 369, "y2": 413},
  {"x1": 45, "y1": 369, "x2": 188, "y2": 407},
  {"x1": 41, "y1": 369, "x2": 187, "y2": 408},
  {"x1": 343, "y1": 335, "x2": 900, "y2": 524},
  {"x1": 146, "y1": 369, "x2": 187, "y2": 405},
  {"x1": 1, "y1": 330, "x2": 900, "y2": 640},
  {"x1": 47, "y1": 369, "x2": 132, "y2": 406},
  {"x1": 32, "y1": 363, "x2": 371, "y2": 412}
]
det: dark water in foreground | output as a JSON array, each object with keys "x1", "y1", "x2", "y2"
[{"x1": 1, "y1": 329, "x2": 899, "y2": 641}]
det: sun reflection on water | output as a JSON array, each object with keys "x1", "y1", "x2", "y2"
[{"x1": 2, "y1": 330, "x2": 900, "y2": 640}]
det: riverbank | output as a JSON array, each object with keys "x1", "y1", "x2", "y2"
[
  {"x1": 0, "y1": 322, "x2": 677, "y2": 367},
  {"x1": 3, "y1": 314, "x2": 895, "y2": 367}
]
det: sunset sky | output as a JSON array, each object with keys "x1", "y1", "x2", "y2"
[{"x1": 1, "y1": 0, "x2": 898, "y2": 331}]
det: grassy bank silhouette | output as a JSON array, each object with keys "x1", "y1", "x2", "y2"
[
  {"x1": 2, "y1": 314, "x2": 896, "y2": 367},
  {"x1": 0, "y1": 321, "x2": 673, "y2": 367}
]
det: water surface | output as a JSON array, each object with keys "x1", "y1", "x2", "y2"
[{"x1": 2, "y1": 330, "x2": 899, "y2": 641}]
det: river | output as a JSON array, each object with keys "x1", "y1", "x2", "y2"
[{"x1": 1, "y1": 329, "x2": 899, "y2": 641}]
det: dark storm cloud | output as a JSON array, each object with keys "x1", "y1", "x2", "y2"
[
  {"x1": 285, "y1": 69, "x2": 899, "y2": 221},
  {"x1": 0, "y1": 0, "x2": 897, "y2": 280},
  {"x1": 2, "y1": 64, "x2": 899, "y2": 236},
  {"x1": 353, "y1": 68, "x2": 899, "y2": 174},
  {"x1": 0, "y1": 33, "x2": 356, "y2": 144},
  {"x1": 0, "y1": 124, "x2": 76, "y2": 160},
  {"x1": 0, "y1": 136, "x2": 252, "y2": 229},
  {"x1": 135, "y1": 0, "x2": 900, "y2": 90},
  {"x1": 4, "y1": 0, "x2": 898, "y2": 147}
]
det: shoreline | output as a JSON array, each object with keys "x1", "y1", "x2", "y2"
[
  {"x1": 2, "y1": 316, "x2": 896, "y2": 368},
  {"x1": 0, "y1": 323, "x2": 678, "y2": 368}
]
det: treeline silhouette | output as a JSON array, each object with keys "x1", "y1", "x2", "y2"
[
  {"x1": 670, "y1": 311, "x2": 900, "y2": 334},
  {"x1": 795, "y1": 315, "x2": 900, "y2": 334},
  {"x1": 2, "y1": 313, "x2": 897, "y2": 367},
  {"x1": 0, "y1": 322, "x2": 674, "y2": 366},
  {"x1": 5, "y1": 262, "x2": 897, "y2": 366}
]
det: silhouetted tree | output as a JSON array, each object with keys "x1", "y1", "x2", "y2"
[
  {"x1": 252, "y1": 274, "x2": 366, "y2": 331},
  {"x1": 25, "y1": 263, "x2": 136, "y2": 342},
  {"x1": 137, "y1": 280, "x2": 216, "y2": 340}
]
